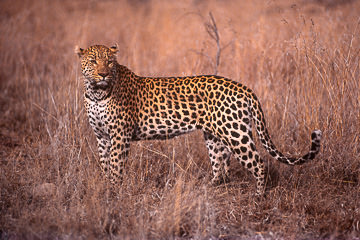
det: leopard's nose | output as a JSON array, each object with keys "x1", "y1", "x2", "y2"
[{"x1": 99, "y1": 72, "x2": 108, "y2": 78}]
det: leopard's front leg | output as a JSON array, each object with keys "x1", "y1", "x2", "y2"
[
  {"x1": 108, "y1": 131, "x2": 131, "y2": 184},
  {"x1": 95, "y1": 134, "x2": 111, "y2": 177}
]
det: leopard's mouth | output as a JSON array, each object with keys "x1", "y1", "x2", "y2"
[
  {"x1": 89, "y1": 79, "x2": 111, "y2": 89},
  {"x1": 95, "y1": 80, "x2": 109, "y2": 88}
]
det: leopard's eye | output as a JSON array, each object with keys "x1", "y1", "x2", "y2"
[{"x1": 90, "y1": 59, "x2": 97, "y2": 64}]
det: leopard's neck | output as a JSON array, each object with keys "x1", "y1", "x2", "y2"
[{"x1": 83, "y1": 79, "x2": 113, "y2": 102}]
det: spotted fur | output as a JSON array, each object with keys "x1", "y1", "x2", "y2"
[{"x1": 75, "y1": 45, "x2": 322, "y2": 196}]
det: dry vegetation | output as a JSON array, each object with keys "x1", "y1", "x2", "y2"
[{"x1": 0, "y1": 0, "x2": 359, "y2": 239}]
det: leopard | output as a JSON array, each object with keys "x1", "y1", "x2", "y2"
[{"x1": 75, "y1": 44, "x2": 322, "y2": 196}]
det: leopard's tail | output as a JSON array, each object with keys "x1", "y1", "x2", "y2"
[{"x1": 248, "y1": 91, "x2": 322, "y2": 165}]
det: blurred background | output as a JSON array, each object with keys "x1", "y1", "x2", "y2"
[{"x1": 0, "y1": 0, "x2": 359, "y2": 239}]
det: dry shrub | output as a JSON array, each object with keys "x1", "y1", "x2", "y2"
[{"x1": 0, "y1": 0, "x2": 359, "y2": 239}]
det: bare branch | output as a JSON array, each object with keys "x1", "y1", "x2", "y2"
[{"x1": 205, "y1": 12, "x2": 221, "y2": 75}]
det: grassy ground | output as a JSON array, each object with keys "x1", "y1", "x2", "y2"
[{"x1": 0, "y1": 0, "x2": 359, "y2": 239}]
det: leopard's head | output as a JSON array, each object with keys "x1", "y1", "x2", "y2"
[{"x1": 75, "y1": 45, "x2": 118, "y2": 89}]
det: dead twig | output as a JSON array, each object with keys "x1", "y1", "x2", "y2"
[{"x1": 205, "y1": 12, "x2": 221, "y2": 75}]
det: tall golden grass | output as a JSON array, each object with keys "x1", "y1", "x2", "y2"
[{"x1": 0, "y1": 0, "x2": 359, "y2": 239}]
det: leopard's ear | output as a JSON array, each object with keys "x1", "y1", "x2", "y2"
[
  {"x1": 110, "y1": 44, "x2": 118, "y2": 54},
  {"x1": 75, "y1": 45, "x2": 85, "y2": 57}
]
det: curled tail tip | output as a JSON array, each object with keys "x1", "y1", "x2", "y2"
[
  {"x1": 311, "y1": 129, "x2": 322, "y2": 141},
  {"x1": 308, "y1": 129, "x2": 322, "y2": 160}
]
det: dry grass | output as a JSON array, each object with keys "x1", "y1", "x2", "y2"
[{"x1": 0, "y1": 0, "x2": 359, "y2": 239}]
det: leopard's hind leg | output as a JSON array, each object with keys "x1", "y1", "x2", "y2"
[
  {"x1": 220, "y1": 121, "x2": 266, "y2": 196},
  {"x1": 203, "y1": 131, "x2": 232, "y2": 185}
]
